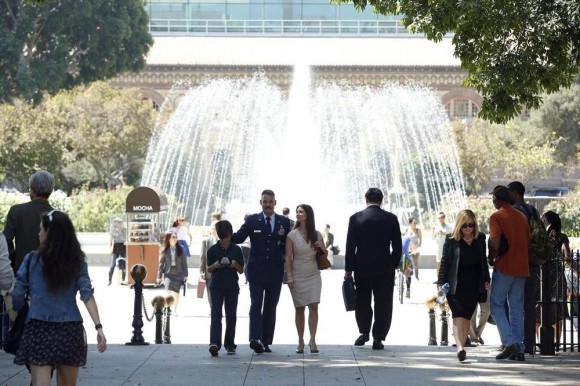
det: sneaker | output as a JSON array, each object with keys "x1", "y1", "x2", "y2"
[
  {"x1": 226, "y1": 346, "x2": 236, "y2": 355},
  {"x1": 209, "y1": 344, "x2": 219, "y2": 357},
  {"x1": 405, "y1": 290, "x2": 410, "y2": 298}
]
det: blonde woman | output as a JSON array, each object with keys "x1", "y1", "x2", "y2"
[{"x1": 437, "y1": 209, "x2": 490, "y2": 362}]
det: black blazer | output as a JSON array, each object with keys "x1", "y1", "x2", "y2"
[
  {"x1": 345, "y1": 205, "x2": 402, "y2": 279},
  {"x1": 438, "y1": 232, "x2": 491, "y2": 296},
  {"x1": 3, "y1": 198, "x2": 53, "y2": 271}
]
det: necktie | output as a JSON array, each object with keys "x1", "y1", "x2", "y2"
[{"x1": 266, "y1": 216, "x2": 272, "y2": 235}]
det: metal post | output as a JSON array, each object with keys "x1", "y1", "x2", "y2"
[
  {"x1": 152, "y1": 296, "x2": 166, "y2": 344},
  {"x1": 428, "y1": 308, "x2": 437, "y2": 345},
  {"x1": 440, "y1": 305, "x2": 449, "y2": 346},
  {"x1": 539, "y1": 259, "x2": 555, "y2": 355},
  {"x1": 164, "y1": 295, "x2": 174, "y2": 344},
  {"x1": 126, "y1": 264, "x2": 149, "y2": 346}
]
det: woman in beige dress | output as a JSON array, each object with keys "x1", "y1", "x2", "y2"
[{"x1": 285, "y1": 204, "x2": 326, "y2": 354}]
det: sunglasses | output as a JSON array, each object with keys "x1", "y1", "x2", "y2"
[{"x1": 461, "y1": 223, "x2": 475, "y2": 229}]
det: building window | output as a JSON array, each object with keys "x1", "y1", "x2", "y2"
[{"x1": 445, "y1": 98, "x2": 480, "y2": 120}]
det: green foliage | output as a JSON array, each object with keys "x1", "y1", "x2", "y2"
[
  {"x1": 452, "y1": 118, "x2": 560, "y2": 194},
  {"x1": 529, "y1": 83, "x2": 580, "y2": 163},
  {"x1": 333, "y1": 0, "x2": 580, "y2": 124},
  {"x1": 0, "y1": 191, "x2": 28, "y2": 230},
  {"x1": 0, "y1": 82, "x2": 156, "y2": 191},
  {"x1": 0, "y1": 0, "x2": 152, "y2": 104},
  {"x1": 463, "y1": 196, "x2": 498, "y2": 235},
  {"x1": 544, "y1": 186, "x2": 580, "y2": 237},
  {"x1": 67, "y1": 186, "x2": 132, "y2": 232},
  {"x1": 0, "y1": 187, "x2": 131, "y2": 232}
]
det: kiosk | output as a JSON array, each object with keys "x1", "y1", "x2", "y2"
[{"x1": 125, "y1": 187, "x2": 168, "y2": 285}]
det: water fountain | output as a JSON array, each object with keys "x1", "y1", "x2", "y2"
[{"x1": 141, "y1": 65, "x2": 466, "y2": 242}]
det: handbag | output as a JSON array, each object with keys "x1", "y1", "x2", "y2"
[
  {"x1": 3, "y1": 253, "x2": 33, "y2": 355},
  {"x1": 197, "y1": 277, "x2": 206, "y2": 299},
  {"x1": 342, "y1": 276, "x2": 357, "y2": 311},
  {"x1": 3, "y1": 300, "x2": 28, "y2": 355},
  {"x1": 316, "y1": 248, "x2": 331, "y2": 270}
]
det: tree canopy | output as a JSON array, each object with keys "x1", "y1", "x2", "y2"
[
  {"x1": 0, "y1": 0, "x2": 152, "y2": 104},
  {"x1": 334, "y1": 0, "x2": 580, "y2": 123},
  {"x1": 0, "y1": 82, "x2": 156, "y2": 190}
]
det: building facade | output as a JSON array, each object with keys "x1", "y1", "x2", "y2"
[{"x1": 111, "y1": 1, "x2": 482, "y2": 120}]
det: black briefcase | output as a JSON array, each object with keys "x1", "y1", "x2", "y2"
[{"x1": 342, "y1": 276, "x2": 357, "y2": 312}]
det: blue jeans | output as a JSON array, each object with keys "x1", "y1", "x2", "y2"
[{"x1": 490, "y1": 270, "x2": 526, "y2": 352}]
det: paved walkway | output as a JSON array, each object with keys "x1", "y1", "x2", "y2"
[{"x1": 1, "y1": 268, "x2": 579, "y2": 385}]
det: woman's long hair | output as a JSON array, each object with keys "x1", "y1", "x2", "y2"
[
  {"x1": 295, "y1": 204, "x2": 317, "y2": 245},
  {"x1": 450, "y1": 209, "x2": 479, "y2": 241},
  {"x1": 38, "y1": 210, "x2": 85, "y2": 292},
  {"x1": 162, "y1": 232, "x2": 184, "y2": 256}
]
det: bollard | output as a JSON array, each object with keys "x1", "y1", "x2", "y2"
[
  {"x1": 425, "y1": 296, "x2": 437, "y2": 345},
  {"x1": 539, "y1": 260, "x2": 555, "y2": 355},
  {"x1": 439, "y1": 302, "x2": 449, "y2": 346},
  {"x1": 164, "y1": 296, "x2": 174, "y2": 344},
  {"x1": 152, "y1": 296, "x2": 166, "y2": 344},
  {"x1": 126, "y1": 264, "x2": 149, "y2": 346}
]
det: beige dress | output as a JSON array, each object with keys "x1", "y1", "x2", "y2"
[{"x1": 288, "y1": 229, "x2": 322, "y2": 307}]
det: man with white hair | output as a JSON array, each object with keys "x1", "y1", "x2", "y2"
[{"x1": 3, "y1": 170, "x2": 55, "y2": 272}]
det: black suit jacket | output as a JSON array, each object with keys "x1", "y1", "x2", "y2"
[
  {"x1": 3, "y1": 198, "x2": 53, "y2": 271},
  {"x1": 345, "y1": 205, "x2": 402, "y2": 279},
  {"x1": 231, "y1": 213, "x2": 290, "y2": 284}
]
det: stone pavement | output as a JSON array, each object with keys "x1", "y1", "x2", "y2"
[{"x1": 1, "y1": 267, "x2": 579, "y2": 385}]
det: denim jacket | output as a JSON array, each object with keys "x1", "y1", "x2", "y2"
[{"x1": 12, "y1": 251, "x2": 94, "y2": 323}]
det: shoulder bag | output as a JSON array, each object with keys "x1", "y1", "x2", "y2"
[{"x1": 3, "y1": 253, "x2": 33, "y2": 355}]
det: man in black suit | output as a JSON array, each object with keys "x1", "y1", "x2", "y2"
[
  {"x1": 231, "y1": 189, "x2": 290, "y2": 353},
  {"x1": 3, "y1": 170, "x2": 55, "y2": 272},
  {"x1": 345, "y1": 188, "x2": 402, "y2": 349}
]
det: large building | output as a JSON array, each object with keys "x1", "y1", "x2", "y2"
[{"x1": 111, "y1": 1, "x2": 481, "y2": 119}]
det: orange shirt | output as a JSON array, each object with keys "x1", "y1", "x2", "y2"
[{"x1": 488, "y1": 204, "x2": 530, "y2": 277}]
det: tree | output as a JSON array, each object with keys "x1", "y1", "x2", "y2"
[
  {"x1": 334, "y1": 0, "x2": 580, "y2": 124},
  {"x1": 0, "y1": 102, "x2": 70, "y2": 186},
  {"x1": 0, "y1": 0, "x2": 152, "y2": 104},
  {"x1": 529, "y1": 82, "x2": 580, "y2": 163},
  {"x1": 0, "y1": 82, "x2": 156, "y2": 190},
  {"x1": 50, "y1": 82, "x2": 156, "y2": 188},
  {"x1": 452, "y1": 118, "x2": 560, "y2": 194}
]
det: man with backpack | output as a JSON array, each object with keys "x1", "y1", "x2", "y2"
[{"x1": 508, "y1": 181, "x2": 552, "y2": 355}]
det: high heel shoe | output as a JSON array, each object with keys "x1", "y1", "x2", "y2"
[
  {"x1": 309, "y1": 341, "x2": 319, "y2": 354},
  {"x1": 296, "y1": 342, "x2": 304, "y2": 354}
]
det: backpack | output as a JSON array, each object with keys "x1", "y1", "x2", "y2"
[{"x1": 515, "y1": 204, "x2": 554, "y2": 266}]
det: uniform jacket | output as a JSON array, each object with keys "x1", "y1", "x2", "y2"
[{"x1": 231, "y1": 213, "x2": 290, "y2": 284}]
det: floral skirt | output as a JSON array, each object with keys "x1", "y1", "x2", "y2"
[{"x1": 14, "y1": 319, "x2": 87, "y2": 368}]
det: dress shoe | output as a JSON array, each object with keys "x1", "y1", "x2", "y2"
[
  {"x1": 496, "y1": 343, "x2": 519, "y2": 360},
  {"x1": 372, "y1": 339, "x2": 384, "y2": 350},
  {"x1": 249, "y1": 339, "x2": 264, "y2": 354},
  {"x1": 509, "y1": 352, "x2": 525, "y2": 362},
  {"x1": 354, "y1": 334, "x2": 370, "y2": 346},
  {"x1": 457, "y1": 349, "x2": 466, "y2": 362},
  {"x1": 263, "y1": 345, "x2": 272, "y2": 353},
  {"x1": 209, "y1": 344, "x2": 219, "y2": 357}
]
